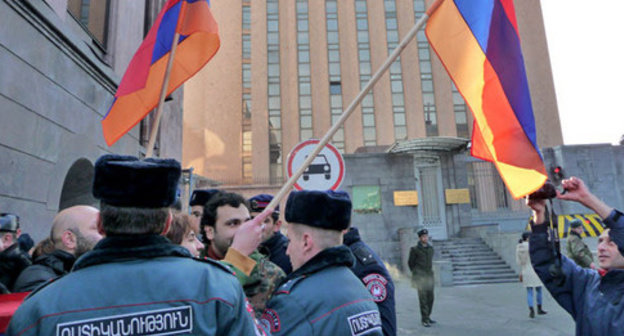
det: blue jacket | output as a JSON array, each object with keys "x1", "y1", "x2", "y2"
[
  {"x1": 344, "y1": 228, "x2": 396, "y2": 336},
  {"x1": 7, "y1": 235, "x2": 262, "y2": 336},
  {"x1": 530, "y1": 209, "x2": 624, "y2": 335},
  {"x1": 260, "y1": 232, "x2": 292, "y2": 275},
  {"x1": 261, "y1": 245, "x2": 382, "y2": 335}
]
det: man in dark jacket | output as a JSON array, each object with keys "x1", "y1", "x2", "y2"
[
  {"x1": 260, "y1": 190, "x2": 382, "y2": 335},
  {"x1": 249, "y1": 193, "x2": 292, "y2": 274},
  {"x1": 8, "y1": 155, "x2": 262, "y2": 335},
  {"x1": 408, "y1": 228, "x2": 436, "y2": 327},
  {"x1": 528, "y1": 176, "x2": 624, "y2": 335},
  {"x1": 13, "y1": 205, "x2": 102, "y2": 292},
  {"x1": 0, "y1": 213, "x2": 31, "y2": 293}
]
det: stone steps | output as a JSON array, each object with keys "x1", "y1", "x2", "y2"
[{"x1": 435, "y1": 237, "x2": 517, "y2": 286}]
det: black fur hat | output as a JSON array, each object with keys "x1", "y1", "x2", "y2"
[
  {"x1": 92, "y1": 155, "x2": 181, "y2": 208},
  {"x1": 285, "y1": 190, "x2": 351, "y2": 231},
  {"x1": 189, "y1": 189, "x2": 220, "y2": 207}
]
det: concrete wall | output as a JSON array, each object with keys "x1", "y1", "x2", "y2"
[
  {"x1": 0, "y1": 1, "x2": 183, "y2": 242},
  {"x1": 344, "y1": 153, "x2": 417, "y2": 267},
  {"x1": 465, "y1": 224, "x2": 599, "y2": 275},
  {"x1": 544, "y1": 144, "x2": 624, "y2": 213}
]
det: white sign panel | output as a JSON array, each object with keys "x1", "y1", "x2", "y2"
[{"x1": 286, "y1": 139, "x2": 345, "y2": 191}]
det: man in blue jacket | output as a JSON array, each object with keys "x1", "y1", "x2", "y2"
[
  {"x1": 528, "y1": 176, "x2": 624, "y2": 335},
  {"x1": 8, "y1": 155, "x2": 262, "y2": 336},
  {"x1": 261, "y1": 190, "x2": 382, "y2": 335}
]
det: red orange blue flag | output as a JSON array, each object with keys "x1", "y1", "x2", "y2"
[
  {"x1": 102, "y1": 0, "x2": 220, "y2": 146},
  {"x1": 425, "y1": 0, "x2": 547, "y2": 198}
]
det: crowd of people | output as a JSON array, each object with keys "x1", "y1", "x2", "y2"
[
  {"x1": 2, "y1": 153, "x2": 623, "y2": 335},
  {"x1": 0, "y1": 154, "x2": 397, "y2": 335}
]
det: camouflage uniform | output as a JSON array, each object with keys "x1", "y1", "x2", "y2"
[
  {"x1": 566, "y1": 231, "x2": 593, "y2": 268},
  {"x1": 245, "y1": 251, "x2": 286, "y2": 318},
  {"x1": 224, "y1": 250, "x2": 286, "y2": 318}
]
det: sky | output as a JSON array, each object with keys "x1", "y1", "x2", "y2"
[{"x1": 541, "y1": 1, "x2": 624, "y2": 145}]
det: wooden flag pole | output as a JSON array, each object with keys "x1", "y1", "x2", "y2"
[
  {"x1": 263, "y1": 0, "x2": 443, "y2": 212},
  {"x1": 145, "y1": 31, "x2": 181, "y2": 158},
  {"x1": 146, "y1": 2, "x2": 189, "y2": 158}
]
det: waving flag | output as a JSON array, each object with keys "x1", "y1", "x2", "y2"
[
  {"x1": 425, "y1": 0, "x2": 547, "y2": 198},
  {"x1": 102, "y1": 0, "x2": 220, "y2": 146}
]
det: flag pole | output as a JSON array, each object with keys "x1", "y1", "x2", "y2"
[
  {"x1": 146, "y1": 2, "x2": 188, "y2": 158},
  {"x1": 264, "y1": 0, "x2": 444, "y2": 211}
]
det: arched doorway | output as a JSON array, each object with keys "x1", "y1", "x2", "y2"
[{"x1": 59, "y1": 158, "x2": 97, "y2": 210}]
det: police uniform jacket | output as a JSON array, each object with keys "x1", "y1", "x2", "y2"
[
  {"x1": 7, "y1": 235, "x2": 262, "y2": 336},
  {"x1": 261, "y1": 245, "x2": 383, "y2": 336},
  {"x1": 344, "y1": 227, "x2": 396, "y2": 336},
  {"x1": 529, "y1": 209, "x2": 624, "y2": 335},
  {"x1": 260, "y1": 231, "x2": 293, "y2": 274}
]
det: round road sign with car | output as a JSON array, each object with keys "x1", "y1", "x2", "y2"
[{"x1": 286, "y1": 139, "x2": 345, "y2": 191}]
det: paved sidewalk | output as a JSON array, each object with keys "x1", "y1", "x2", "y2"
[{"x1": 396, "y1": 276, "x2": 575, "y2": 335}]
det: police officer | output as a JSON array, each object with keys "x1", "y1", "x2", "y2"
[
  {"x1": 330, "y1": 190, "x2": 396, "y2": 336},
  {"x1": 189, "y1": 188, "x2": 220, "y2": 232},
  {"x1": 408, "y1": 228, "x2": 436, "y2": 327},
  {"x1": 249, "y1": 193, "x2": 292, "y2": 274},
  {"x1": 261, "y1": 190, "x2": 382, "y2": 335},
  {"x1": 565, "y1": 219, "x2": 595, "y2": 269},
  {"x1": 0, "y1": 213, "x2": 31, "y2": 293},
  {"x1": 8, "y1": 155, "x2": 261, "y2": 335}
]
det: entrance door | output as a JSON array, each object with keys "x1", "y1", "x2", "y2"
[{"x1": 415, "y1": 161, "x2": 448, "y2": 240}]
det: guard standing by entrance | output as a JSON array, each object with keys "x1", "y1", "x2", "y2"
[{"x1": 408, "y1": 228, "x2": 436, "y2": 327}]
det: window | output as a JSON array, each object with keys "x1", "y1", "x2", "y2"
[
  {"x1": 415, "y1": 0, "x2": 438, "y2": 136},
  {"x1": 330, "y1": 81, "x2": 342, "y2": 95},
  {"x1": 297, "y1": 0, "x2": 313, "y2": 142},
  {"x1": 241, "y1": 2, "x2": 253, "y2": 182},
  {"x1": 453, "y1": 85, "x2": 469, "y2": 138},
  {"x1": 268, "y1": 0, "x2": 282, "y2": 183},
  {"x1": 326, "y1": 0, "x2": 344, "y2": 151},
  {"x1": 68, "y1": 0, "x2": 110, "y2": 47},
  {"x1": 299, "y1": 82, "x2": 310, "y2": 95}
]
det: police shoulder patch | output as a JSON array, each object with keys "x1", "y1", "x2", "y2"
[
  {"x1": 347, "y1": 310, "x2": 382, "y2": 336},
  {"x1": 261, "y1": 308, "x2": 281, "y2": 333},
  {"x1": 362, "y1": 273, "x2": 388, "y2": 303}
]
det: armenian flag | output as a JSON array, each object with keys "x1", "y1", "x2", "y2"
[
  {"x1": 426, "y1": 0, "x2": 547, "y2": 198},
  {"x1": 102, "y1": 0, "x2": 220, "y2": 146}
]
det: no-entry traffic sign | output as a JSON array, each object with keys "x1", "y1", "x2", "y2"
[{"x1": 286, "y1": 139, "x2": 345, "y2": 191}]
